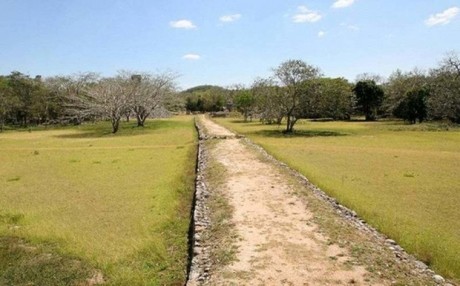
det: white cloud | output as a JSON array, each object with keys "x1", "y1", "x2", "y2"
[
  {"x1": 340, "y1": 22, "x2": 359, "y2": 31},
  {"x1": 318, "y1": 31, "x2": 325, "y2": 37},
  {"x1": 170, "y1": 19, "x2": 196, "y2": 29},
  {"x1": 332, "y1": 0, "x2": 355, "y2": 9},
  {"x1": 220, "y1": 14, "x2": 242, "y2": 23},
  {"x1": 292, "y1": 6, "x2": 322, "y2": 23},
  {"x1": 425, "y1": 7, "x2": 459, "y2": 27},
  {"x1": 183, "y1": 54, "x2": 201, "y2": 60}
]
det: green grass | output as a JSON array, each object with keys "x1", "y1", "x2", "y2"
[
  {"x1": 215, "y1": 117, "x2": 460, "y2": 282},
  {"x1": 0, "y1": 117, "x2": 197, "y2": 285}
]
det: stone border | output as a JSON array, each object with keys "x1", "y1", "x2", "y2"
[
  {"x1": 186, "y1": 118, "x2": 213, "y2": 286},
  {"x1": 240, "y1": 136, "x2": 454, "y2": 286}
]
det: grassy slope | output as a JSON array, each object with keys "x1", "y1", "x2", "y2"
[
  {"x1": 215, "y1": 118, "x2": 460, "y2": 281},
  {"x1": 0, "y1": 117, "x2": 197, "y2": 285}
]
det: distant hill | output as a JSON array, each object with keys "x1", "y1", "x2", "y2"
[{"x1": 183, "y1": 85, "x2": 225, "y2": 94}]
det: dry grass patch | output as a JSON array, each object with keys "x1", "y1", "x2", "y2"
[{"x1": 0, "y1": 117, "x2": 197, "y2": 285}]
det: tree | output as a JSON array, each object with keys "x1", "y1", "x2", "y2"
[
  {"x1": 5, "y1": 72, "x2": 44, "y2": 126},
  {"x1": 0, "y1": 77, "x2": 20, "y2": 131},
  {"x1": 128, "y1": 72, "x2": 176, "y2": 127},
  {"x1": 65, "y1": 74, "x2": 129, "y2": 133},
  {"x1": 235, "y1": 89, "x2": 255, "y2": 121},
  {"x1": 353, "y1": 80, "x2": 384, "y2": 121},
  {"x1": 393, "y1": 88, "x2": 428, "y2": 124},
  {"x1": 273, "y1": 59, "x2": 321, "y2": 132},
  {"x1": 62, "y1": 73, "x2": 100, "y2": 124},
  {"x1": 355, "y1": 73, "x2": 385, "y2": 85},
  {"x1": 252, "y1": 78, "x2": 284, "y2": 124},
  {"x1": 427, "y1": 51, "x2": 460, "y2": 123},
  {"x1": 201, "y1": 87, "x2": 225, "y2": 112},
  {"x1": 183, "y1": 85, "x2": 226, "y2": 113},
  {"x1": 383, "y1": 69, "x2": 428, "y2": 116},
  {"x1": 92, "y1": 78, "x2": 130, "y2": 133},
  {"x1": 302, "y1": 78, "x2": 354, "y2": 120}
]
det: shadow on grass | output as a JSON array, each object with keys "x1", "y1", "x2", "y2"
[
  {"x1": 54, "y1": 120, "x2": 186, "y2": 139},
  {"x1": 0, "y1": 236, "x2": 94, "y2": 285},
  {"x1": 251, "y1": 129, "x2": 347, "y2": 138},
  {"x1": 230, "y1": 119, "x2": 265, "y2": 125},
  {"x1": 227, "y1": 120, "x2": 282, "y2": 130}
]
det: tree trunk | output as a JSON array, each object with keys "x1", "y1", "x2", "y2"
[
  {"x1": 126, "y1": 114, "x2": 130, "y2": 122},
  {"x1": 111, "y1": 117, "x2": 120, "y2": 133},
  {"x1": 365, "y1": 113, "x2": 376, "y2": 121},
  {"x1": 285, "y1": 115, "x2": 297, "y2": 133},
  {"x1": 285, "y1": 114, "x2": 291, "y2": 133},
  {"x1": 134, "y1": 107, "x2": 150, "y2": 127},
  {"x1": 136, "y1": 114, "x2": 146, "y2": 127},
  {"x1": 276, "y1": 116, "x2": 283, "y2": 125},
  {"x1": 365, "y1": 107, "x2": 378, "y2": 121}
]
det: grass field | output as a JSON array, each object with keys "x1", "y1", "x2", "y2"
[
  {"x1": 215, "y1": 117, "x2": 460, "y2": 282},
  {"x1": 0, "y1": 117, "x2": 197, "y2": 285}
]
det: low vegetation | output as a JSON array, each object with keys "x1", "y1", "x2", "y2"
[
  {"x1": 0, "y1": 117, "x2": 197, "y2": 285},
  {"x1": 215, "y1": 117, "x2": 460, "y2": 282}
]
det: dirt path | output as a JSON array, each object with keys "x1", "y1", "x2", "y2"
[{"x1": 197, "y1": 116, "x2": 383, "y2": 285}]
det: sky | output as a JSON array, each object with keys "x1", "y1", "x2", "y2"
[{"x1": 1, "y1": 0, "x2": 459, "y2": 90}]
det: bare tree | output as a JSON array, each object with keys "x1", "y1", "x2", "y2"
[
  {"x1": 440, "y1": 50, "x2": 460, "y2": 78},
  {"x1": 65, "y1": 74, "x2": 130, "y2": 133},
  {"x1": 128, "y1": 72, "x2": 177, "y2": 127},
  {"x1": 59, "y1": 73, "x2": 100, "y2": 124},
  {"x1": 355, "y1": 73, "x2": 386, "y2": 85}
]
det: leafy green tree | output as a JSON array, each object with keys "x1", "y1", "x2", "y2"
[
  {"x1": 252, "y1": 78, "x2": 284, "y2": 124},
  {"x1": 183, "y1": 85, "x2": 226, "y2": 112},
  {"x1": 0, "y1": 77, "x2": 19, "y2": 131},
  {"x1": 201, "y1": 88, "x2": 225, "y2": 112},
  {"x1": 185, "y1": 96, "x2": 197, "y2": 112},
  {"x1": 273, "y1": 59, "x2": 321, "y2": 132},
  {"x1": 235, "y1": 89, "x2": 255, "y2": 121},
  {"x1": 5, "y1": 72, "x2": 38, "y2": 126},
  {"x1": 353, "y1": 80, "x2": 384, "y2": 121},
  {"x1": 302, "y1": 78, "x2": 354, "y2": 120},
  {"x1": 383, "y1": 69, "x2": 427, "y2": 116},
  {"x1": 393, "y1": 88, "x2": 428, "y2": 124}
]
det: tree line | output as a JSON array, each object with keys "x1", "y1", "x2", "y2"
[
  {"x1": 184, "y1": 51, "x2": 459, "y2": 132},
  {"x1": 1, "y1": 51, "x2": 458, "y2": 133},
  {"x1": 0, "y1": 71, "x2": 177, "y2": 133}
]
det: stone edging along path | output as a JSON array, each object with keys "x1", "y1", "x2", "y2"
[
  {"x1": 186, "y1": 115, "x2": 455, "y2": 286},
  {"x1": 186, "y1": 118, "x2": 212, "y2": 285}
]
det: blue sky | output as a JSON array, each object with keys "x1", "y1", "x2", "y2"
[{"x1": 1, "y1": 0, "x2": 459, "y2": 89}]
